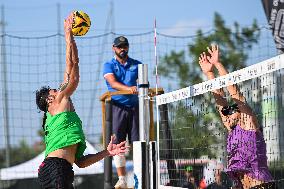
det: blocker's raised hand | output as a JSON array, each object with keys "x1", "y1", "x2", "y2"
[
  {"x1": 199, "y1": 52, "x2": 213, "y2": 74},
  {"x1": 207, "y1": 44, "x2": 219, "y2": 65}
]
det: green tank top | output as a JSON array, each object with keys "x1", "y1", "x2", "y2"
[{"x1": 44, "y1": 111, "x2": 86, "y2": 160}]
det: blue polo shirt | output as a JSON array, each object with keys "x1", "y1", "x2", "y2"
[{"x1": 103, "y1": 57, "x2": 142, "y2": 107}]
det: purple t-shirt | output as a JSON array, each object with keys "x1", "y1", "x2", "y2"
[{"x1": 226, "y1": 125, "x2": 273, "y2": 183}]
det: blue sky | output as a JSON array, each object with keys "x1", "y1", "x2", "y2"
[{"x1": 0, "y1": 0, "x2": 268, "y2": 37}]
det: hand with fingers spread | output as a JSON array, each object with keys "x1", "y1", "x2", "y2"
[
  {"x1": 199, "y1": 52, "x2": 213, "y2": 75},
  {"x1": 107, "y1": 135, "x2": 129, "y2": 156},
  {"x1": 206, "y1": 44, "x2": 219, "y2": 65}
]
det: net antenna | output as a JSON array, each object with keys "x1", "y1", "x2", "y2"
[
  {"x1": 154, "y1": 18, "x2": 162, "y2": 188},
  {"x1": 154, "y1": 18, "x2": 158, "y2": 95}
]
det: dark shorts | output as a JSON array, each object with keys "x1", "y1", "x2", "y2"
[
  {"x1": 250, "y1": 182, "x2": 277, "y2": 189},
  {"x1": 112, "y1": 102, "x2": 139, "y2": 144},
  {"x1": 38, "y1": 157, "x2": 74, "y2": 189}
]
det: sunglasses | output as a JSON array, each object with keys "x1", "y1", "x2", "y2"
[
  {"x1": 221, "y1": 104, "x2": 239, "y2": 116},
  {"x1": 115, "y1": 44, "x2": 129, "y2": 49}
]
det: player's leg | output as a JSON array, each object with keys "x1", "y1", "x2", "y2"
[
  {"x1": 129, "y1": 105, "x2": 139, "y2": 143},
  {"x1": 112, "y1": 103, "x2": 128, "y2": 188}
]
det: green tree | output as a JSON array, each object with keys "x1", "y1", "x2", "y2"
[
  {"x1": 159, "y1": 13, "x2": 259, "y2": 87},
  {"x1": 158, "y1": 12, "x2": 260, "y2": 158},
  {"x1": 172, "y1": 103, "x2": 217, "y2": 159}
]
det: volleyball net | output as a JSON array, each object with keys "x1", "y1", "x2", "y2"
[
  {"x1": 0, "y1": 25, "x2": 280, "y2": 188},
  {"x1": 156, "y1": 54, "x2": 284, "y2": 188}
]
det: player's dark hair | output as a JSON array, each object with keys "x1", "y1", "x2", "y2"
[
  {"x1": 35, "y1": 86, "x2": 50, "y2": 130},
  {"x1": 36, "y1": 86, "x2": 50, "y2": 112}
]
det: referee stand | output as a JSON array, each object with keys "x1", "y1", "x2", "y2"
[{"x1": 100, "y1": 65, "x2": 164, "y2": 189}]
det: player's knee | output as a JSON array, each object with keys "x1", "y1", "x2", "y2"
[{"x1": 114, "y1": 155, "x2": 126, "y2": 168}]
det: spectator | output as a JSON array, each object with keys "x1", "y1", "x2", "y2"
[{"x1": 182, "y1": 166, "x2": 197, "y2": 189}]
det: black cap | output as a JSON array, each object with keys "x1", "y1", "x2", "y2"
[{"x1": 113, "y1": 36, "x2": 129, "y2": 47}]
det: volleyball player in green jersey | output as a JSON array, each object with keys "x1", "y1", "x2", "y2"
[{"x1": 36, "y1": 13, "x2": 128, "y2": 189}]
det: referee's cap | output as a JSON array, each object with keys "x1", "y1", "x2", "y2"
[{"x1": 113, "y1": 36, "x2": 129, "y2": 47}]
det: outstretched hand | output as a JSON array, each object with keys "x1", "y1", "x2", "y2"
[
  {"x1": 107, "y1": 135, "x2": 129, "y2": 156},
  {"x1": 206, "y1": 44, "x2": 219, "y2": 65},
  {"x1": 64, "y1": 12, "x2": 74, "y2": 43},
  {"x1": 198, "y1": 52, "x2": 213, "y2": 74}
]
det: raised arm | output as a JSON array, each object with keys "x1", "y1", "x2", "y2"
[
  {"x1": 198, "y1": 51, "x2": 231, "y2": 130},
  {"x1": 75, "y1": 135, "x2": 129, "y2": 168},
  {"x1": 199, "y1": 52, "x2": 228, "y2": 106},
  {"x1": 207, "y1": 45, "x2": 245, "y2": 104},
  {"x1": 56, "y1": 13, "x2": 80, "y2": 102},
  {"x1": 207, "y1": 45, "x2": 259, "y2": 130},
  {"x1": 207, "y1": 45, "x2": 254, "y2": 113}
]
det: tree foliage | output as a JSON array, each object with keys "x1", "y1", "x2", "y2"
[
  {"x1": 158, "y1": 12, "x2": 260, "y2": 88},
  {"x1": 171, "y1": 103, "x2": 217, "y2": 159}
]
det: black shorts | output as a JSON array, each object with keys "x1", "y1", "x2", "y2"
[
  {"x1": 111, "y1": 102, "x2": 139, "y2": 144},
  {"x1": 250, "y1": 182, "x2": 277, "y2": 189},
  {"x1": 38, "y1": 157, "x2": 74, "y2": 189}
]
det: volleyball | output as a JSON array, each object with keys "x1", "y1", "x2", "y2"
[{"x1": 72, "y1": 11, "x2": 91, "y2": 36}]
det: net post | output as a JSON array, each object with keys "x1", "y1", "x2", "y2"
[
  {"x1": 134, "y1": 64, "x2": 150, "y2": 189},
  {"x1": 104, "y1": 100, "x2": 113, "y2": 189},
  {"x1": 133, "y1": 141, "x2": 147, "y2": 189},
  {"x1": 138, "y1": 64, "x2": 150, "y2": 142},
  {"x1": 149, "y1": 141, "x2": 158, "y2": 189}
]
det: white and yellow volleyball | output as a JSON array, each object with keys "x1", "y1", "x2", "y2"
[{"x1": 72, "y1": 11, "x2": 91, "y2": 36}]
